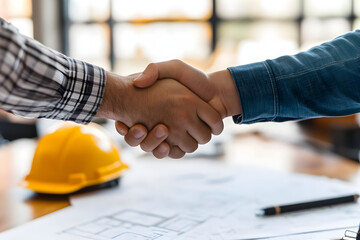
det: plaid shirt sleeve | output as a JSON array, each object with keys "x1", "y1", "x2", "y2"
[{"x1": 0, "y1": 18, "x2": 106, "y2": 124}]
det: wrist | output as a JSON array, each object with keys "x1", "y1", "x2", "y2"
[
  {"x1": 96, "y1": 71, "x2": 128, "y2": 122},
  {"x1": 208, "y1": 69, "x2": 242, "y2": 118}
]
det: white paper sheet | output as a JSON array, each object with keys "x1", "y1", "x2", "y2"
[
  {"x1": 1, "y1": 158, "x2": 359, "y2": 240},
  {"x1": 266, "y1": 227, "x2": 357, "y2": 240}
]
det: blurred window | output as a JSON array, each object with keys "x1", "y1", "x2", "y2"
[
  {"x1": 62, "y1": 0, "x2": 359, "y2": 70},
  {"x1": 63, "y1": 0, "x2": 212, "y2": 74},
  {"x1": 0, "y1": 0, "x2": 33, "y2": 37},
  {"x1": 216, "y1": 0, "x2": 356, "y2": 64},
  {"x1": 217, "y1": 0, "x2": 301, "y2": 19},
  {"x1": 301, "y1": 0, "x2": 352, "y2": 49},
  {"x1": 112, "y1": 0, "x2": 211, "y2": 21}
]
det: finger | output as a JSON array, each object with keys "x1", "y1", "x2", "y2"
[
  {"x1": 186, "y1": 120, "x2": 212, "y2": 145},
  {"x1": 152, "y1": 142, "x2": 170, "y2": 159},
  {"x1": 168, "y1": 146, "x2": 186, "y2": 159},
  {"x1": 115, "y1": 121, "x2": 129, "y2": 136},
  {"x1": 197, "y1": 101, "x2": 224, "y2": 135},
  {"x1": 177, "y1": 134, "x2": 198, "y2": 153},
  {"x1": 140, "y1": 124, "x2": 169, "y2": 152},
  {"x1": 133, "y1": 60, "x2": 212, "y2": 101},
  {"x1": 124, "y1": 125, "x2": 148, "y2": 147}
]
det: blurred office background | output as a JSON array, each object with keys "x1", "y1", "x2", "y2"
[
  {"x1": 3, "y1": 0, "x2": 360, "y2": 75},
  {"x1": 1, "y1": 0, "x2": 360, "y2": 160}
]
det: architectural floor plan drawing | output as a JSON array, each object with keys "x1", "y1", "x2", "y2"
[
  {"x1": 61, "y1": 186, "x2": 242, "y2": 240},
  {"x1": 60, "y1": 168, "x2": 360, "y2": 240},
  {"x1": 1, "y1": 166, "x2": 360, "y2": 240},
  {"x1": 61, "y1": 209, "x2": 206, "y2": 240}
]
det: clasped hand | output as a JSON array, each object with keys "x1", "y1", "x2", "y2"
[{"x1": 98, "y1": 60, "x2": 241, "y2": 159}]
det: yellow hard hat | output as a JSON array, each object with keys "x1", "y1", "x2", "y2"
[{"x1": 20, "y1": 123, "x2": 128, "y2": 194}]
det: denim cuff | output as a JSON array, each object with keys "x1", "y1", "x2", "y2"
[{"x1": 228, "y1": 61, "x2": 278, "y2": 124}]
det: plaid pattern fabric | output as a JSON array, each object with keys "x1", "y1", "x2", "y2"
[{"x1": 0, "y1": 18, "x2": 106, "y2": 124}]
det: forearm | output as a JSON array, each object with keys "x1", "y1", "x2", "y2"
[
  {"x1": 229, "y1": 30, "x2": 360, "y2": 124},
  {"x1": 0, "y1": 18, "x2": 105, "y2": 123}
]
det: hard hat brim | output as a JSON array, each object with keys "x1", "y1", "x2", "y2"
[
  {"x1": 19, "y1": 170, "x2": 125, "y2": 194},
  {"x1": 20, "y1": 180, "x2": 86, "y2": 194}
]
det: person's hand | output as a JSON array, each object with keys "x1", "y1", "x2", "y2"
[
  {"x1": 116, "y1": 59, "x2": 241, "y2": 157},
  {"x1": 96, "y1": 71, "x2": 224, "y2": 158},
  {"x1": 115, "y1": 121, "x2": 171, "y2": 159}
]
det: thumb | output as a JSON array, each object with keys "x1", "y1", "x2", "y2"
[{"x1": 133, "y1": 63, "x2": 159, "y2": 88}]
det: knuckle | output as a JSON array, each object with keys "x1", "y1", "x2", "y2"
[
  {"x1": 179, "y1": 137, "x2": 198, "y2": 153},
  {"x1": 210, "y1": 114, "x2": 222, "y2": 126},
  {"x1": 169, "y1": 146, "x2": 185, "y2": 159},
  {"x1": 181, "y1": 95, "x2": 195, "y2": 105},
  {"x1": 147, "y1": 62, "x2": 156, "y2": 70},
  {"x1": 171, "y1": 59, "x2": 183, "y2": 65},
  {"x1": 176, "y1": 110, "x2": 192, "y2": 124},
  {"x1": 153, "y1": 151, "x2": 166, "y2": 159},
  {"x1": 198, "y1": 133, "x2": 211, "y2": 144},
  {"x1": 216, "y1": 121, "x2": 225, "y2": 135},
  {"x1": 170, "y1": 152, "x2": 185, "y2": 159},
  {"x1": 210, "y1": 119, "x2": 224, "y2": 135},
  {"x1": 140, "y1": 141, "x2": 153, "y2": 152},
  {"x1": 186, "y1": 144, "x2": 198, "y2": 153},
  {"x1": 166, "y1": 132, "x2": 179, "y2": 146}
]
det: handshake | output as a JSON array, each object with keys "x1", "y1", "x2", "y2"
[{"x1": 96, "y1": 60, "x2": 242, "y2": 159}]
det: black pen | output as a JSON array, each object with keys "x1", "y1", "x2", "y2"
[{"x1": 256, "y1": 194, "x2": 359, "y2": 216}]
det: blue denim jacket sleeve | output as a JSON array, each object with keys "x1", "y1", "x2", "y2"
[{"x1": 228, "y1": 30, "x2": 360, "y2": 124}]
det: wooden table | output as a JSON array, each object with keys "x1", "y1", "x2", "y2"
[
  {"x1": 1, "y1": 122, "x2": 359, "y2": 233},
  {"x1": 0, "y1": 140, "x2": 70, "y2": 232}
]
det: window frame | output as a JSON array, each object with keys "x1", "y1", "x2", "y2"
[{"x1": 59, "y1": 0, "x2": 357, "y2": 71}]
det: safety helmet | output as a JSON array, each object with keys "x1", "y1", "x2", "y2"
[{"x1": 20, "y1": 123, "x2": 128, "y2": 194}]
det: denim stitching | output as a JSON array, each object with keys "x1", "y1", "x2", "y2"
[
  {"x1": 276, "y1": 55, "x2": 360, "y2": 80},
  {"x1": 263, "y1": 62, "x2": 278, "y2": 120}
]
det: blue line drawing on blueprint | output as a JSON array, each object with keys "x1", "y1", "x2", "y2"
[{"x1": 61, "y1": 208, "x2": 209, "y2": 240}]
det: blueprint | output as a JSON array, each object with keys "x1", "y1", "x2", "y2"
[{"x1": 1, "y1": 159, "x2": 359, "y2": 240}]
